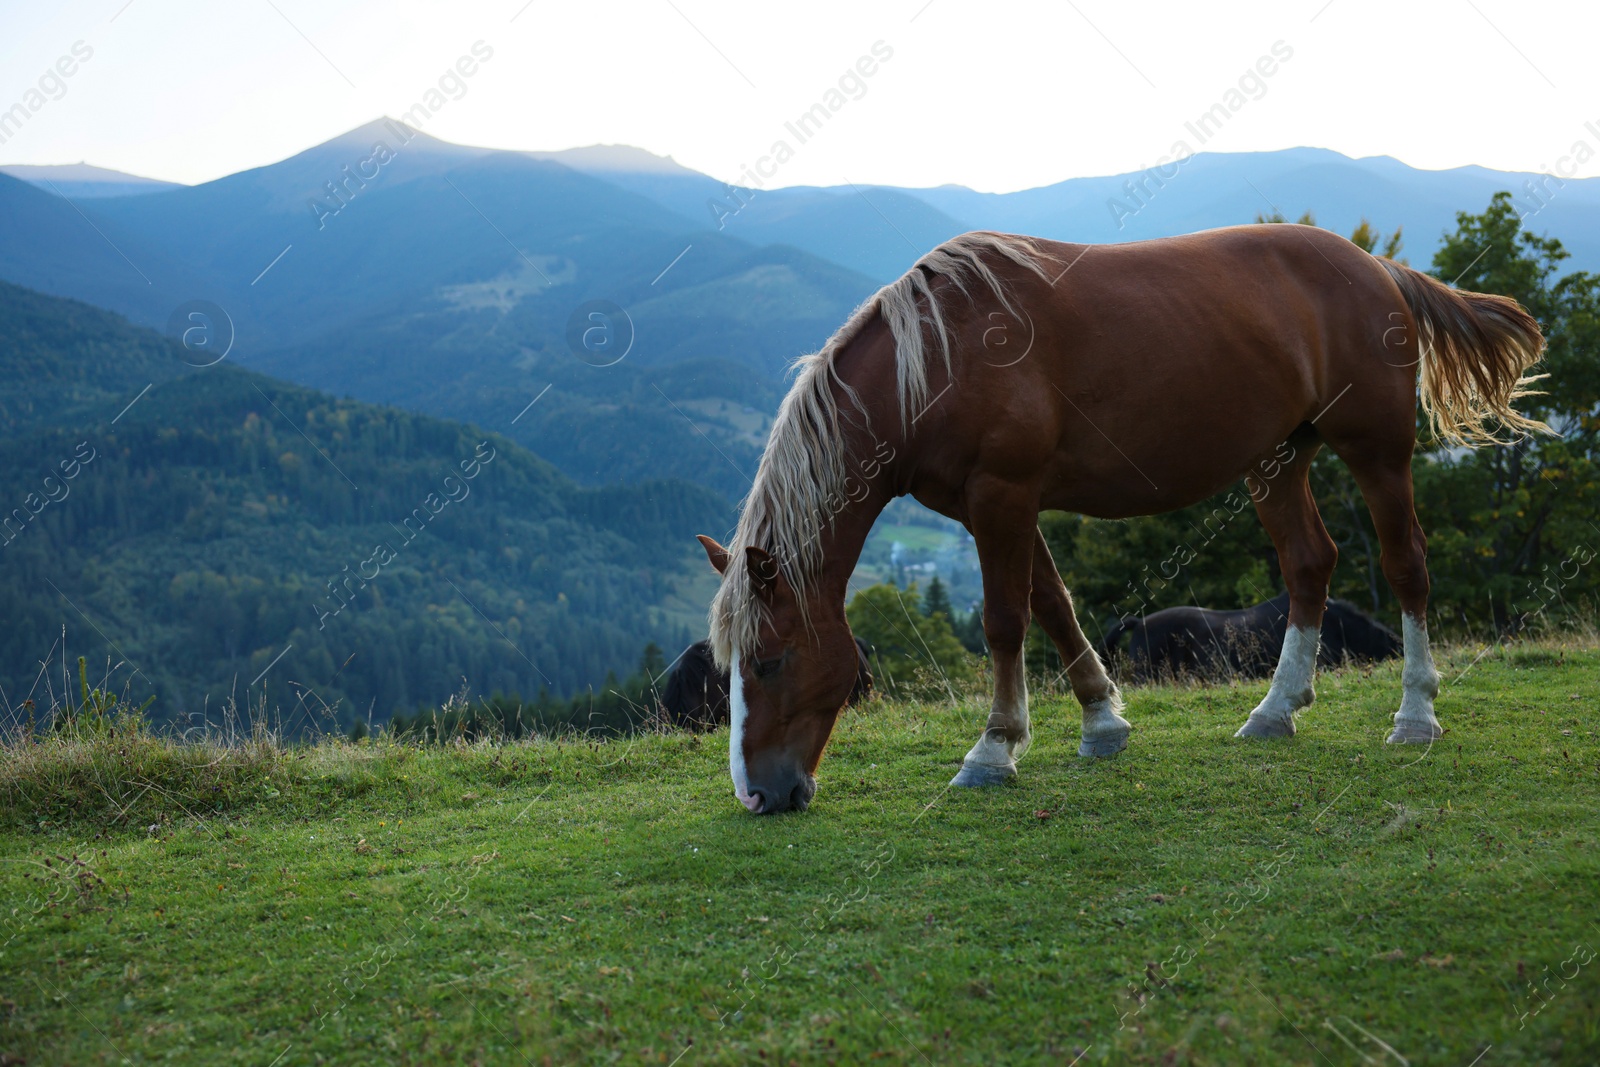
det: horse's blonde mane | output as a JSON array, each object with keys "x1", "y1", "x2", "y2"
[{"x1": 707, "y1": 231, "x2": 1049, "y2": 668}]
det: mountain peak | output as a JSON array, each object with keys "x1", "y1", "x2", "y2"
[{"x1": 320, "y1": 116, "x2": 469, "y2": 155}]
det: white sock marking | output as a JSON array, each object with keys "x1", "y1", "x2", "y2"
[
  {"x1": 1395, "y1": 614, "x2": 1441, "y2": 734},
  {"x1": 962, "y1": 657, "x2": 1030, "y2": 769},
  {"x1": 1277, "y1": 624, "x2": 1319, "y2": 703},
  {"x1": 1247, "y1": 623, "x2": 1320, "y2": 727},
  {"x1": 1082, "y1": 697, "x2": 1129, "y2": 739}
]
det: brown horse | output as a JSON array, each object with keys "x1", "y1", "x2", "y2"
[{"x1": 697, "y1": 226, "x2": 1547, "y2": 814}]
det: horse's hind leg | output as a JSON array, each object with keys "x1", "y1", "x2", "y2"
[
  {"x1": 1028, "y1": 527, "x2": 1131, "y2": 756},
  {"x1": 1340, "y1": 458, "x2": 1441, "y2": 742},
  {"x1": 1235, "y1": 441, "x2": 1338, "y2": 738}
]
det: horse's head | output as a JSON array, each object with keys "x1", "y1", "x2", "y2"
[{"x1": 698, "y1": 535, "x2": 860, "y2": 815}]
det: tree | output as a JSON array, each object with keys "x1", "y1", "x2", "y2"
[
  {"x1": 954, "y1": 600, "x2": 988, "y2": 655},
  {"x1": 1348, "y1": 218, "x2": 1405, "y2": 262},
  {"x1": 1039, "y1": 494, "x2": 1279, "y2": 632},
  {"x1": 1413, "y1": 192, "x2": 1600, "y2": 630},
  {"x1": 638, "y1": 642, "x2": 667, "y2": 678},
  {"x1": 846, "y1": 583, "x2": 975, "y2": 700},
  {"x1": 1257, "y1": 209, "x2": 1405, "y2": 262},
  {"x1": 1255, "y1": 208, "x2": 1318, "y2": 226},
  {"x1": 923, "y1": 576, "x2": 952, "y2": 622}
]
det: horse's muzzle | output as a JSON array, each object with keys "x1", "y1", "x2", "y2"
[{"x1": 746, "y1": 771, "x2": 816, "y2": 815}]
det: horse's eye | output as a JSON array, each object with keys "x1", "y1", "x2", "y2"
[{"x1": 754, "y1": 657, "x2": 783, "y2": 678}]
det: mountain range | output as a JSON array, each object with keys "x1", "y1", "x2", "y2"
[
  {"x1": 0, "y1": 162, "x2": 183, "y2": 199},
  {"x1": 5, "y1": 122, "x2": 1597, "y2": 503}
]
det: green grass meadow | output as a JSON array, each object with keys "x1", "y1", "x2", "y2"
[{"x1": 2, "y1": 642, "x2": 1597, "y2": 1065}]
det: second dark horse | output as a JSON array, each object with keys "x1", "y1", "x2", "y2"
[{"x1": 1101, "y1": 592, "x2": 1402, "y2": 682}]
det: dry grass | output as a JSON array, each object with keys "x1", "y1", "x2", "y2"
[{"x1": 0, "y1": 688, "x2": 676, "y2": 832}]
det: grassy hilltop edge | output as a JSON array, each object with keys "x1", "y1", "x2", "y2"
[{"x1": 2, "y1": 640, "x2": 1597, "y2": 1065}]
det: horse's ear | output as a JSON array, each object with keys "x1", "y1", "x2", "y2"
[
  {"x1": 745, "y1": 546, "x2": 781, "y2": 602},
  {"x1": 697, "y1": 535, "x2": 730, "y2": 575}
]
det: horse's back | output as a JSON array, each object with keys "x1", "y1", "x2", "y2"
[{"x1": 957, "y1": 226, "x2": 1415, "y2": 518}]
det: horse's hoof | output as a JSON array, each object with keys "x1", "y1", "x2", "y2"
[
  {"x1": 1387, "y1": 721, "x2": 1442, "y2": 744},
  {"x1": 950, "y1": 761, "x2": 1015, "y2": 787},
  {"x1": 1078, "y1": 731, "x2": 1129, "y2": 758},
  {"x1": 1079, "y1": 702, "x2": 1131, "y2": 758},
  {"x1": 1234, "y1": 714, "x2": 1295, "y2": 739}
]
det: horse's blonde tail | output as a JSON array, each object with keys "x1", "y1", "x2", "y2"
[{"x1": 1378, "y1": 259, "x2": 1553, "y2": 446}]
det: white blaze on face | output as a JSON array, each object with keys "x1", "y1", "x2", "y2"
[{"x1": 728, "y1": 651, "x2": 760, "y2": 811}]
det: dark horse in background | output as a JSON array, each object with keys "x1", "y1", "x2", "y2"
[
  {"x1": 1101, "y1": 592, "x2": 1401, "y2": 682},
  {"x1": 662, "y1": 638, "x2": 873, "y2": 731},
  {"x1": 696, "y1": 225, "x2": 1548, "y2": 815}
]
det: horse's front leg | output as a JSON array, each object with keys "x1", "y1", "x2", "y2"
[{"x1": 951, "y1": 482, "x2": 1038, "y2": 787}]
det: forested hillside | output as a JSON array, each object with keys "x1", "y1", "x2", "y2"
[
  {"x1": 0, "y1": 283, "x2": 728, "y2": 732},
  {"x1": 0, "y1": 279, "x2": 187, "y2": 434},
  {"x1": 0, "y1": 122, "x2": 882, "y2": 500}
]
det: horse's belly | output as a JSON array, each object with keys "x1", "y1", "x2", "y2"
[{"x1": 1042, "y1": 425, "x2": 1297, "y2": 519}]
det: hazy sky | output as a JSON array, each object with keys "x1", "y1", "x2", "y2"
[{"x1": 2, "y1": 0, "x2": 1596, "y2": 192}]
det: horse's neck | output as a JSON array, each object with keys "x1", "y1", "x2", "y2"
[
  {"x1": 809, "y1": 335, "x2": 909, "y2": 608},
  {"x1": 816, "y1": 476, "x2": 895, "y2": 608}
]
